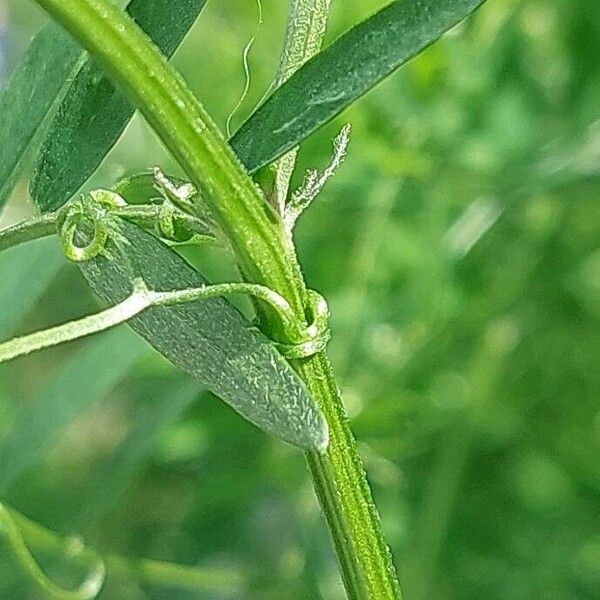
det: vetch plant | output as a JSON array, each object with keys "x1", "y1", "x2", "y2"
[{"x1": 0, "y1": 0, "x2": 488, "y2": 598}]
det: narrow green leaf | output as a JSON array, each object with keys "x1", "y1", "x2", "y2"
[
  {"x1": 231, "y1": 0, "x2": 487, "y2": 172},
  {"x1": 0, "y1": 26, "x2": 82, "y2": 211},
  {"x1": 0, "y1": 237, "x2": 63, "y2": 339},
  {"x1": 79, "y1": 222, "x2": 329, "y2": 451},
  {"x1": 31, "y1": 0, "x2": 208, "y2": 212},
  {"x1": 0, "y1": 0, "x2": 204, "y2": 213},
  {"x1": 0, "y1": 329, "x2": 146, "y2": 493}
]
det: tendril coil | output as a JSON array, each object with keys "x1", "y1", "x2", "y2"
[
  {"x1": 59, "y1": 190, "x2": 127, "y2": 262},
  {"x1": 274, "y1": 290, "x2": 331, "y2": 359}
]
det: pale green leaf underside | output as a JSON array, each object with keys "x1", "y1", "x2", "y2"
[{"x1": 79, "y1": 223, "x2": 328, "y2": 451}]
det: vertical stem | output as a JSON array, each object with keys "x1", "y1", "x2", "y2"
[
  {"x1": 300, "y1": 354, "x2": 402, "y2": 598},
  {"x1": 273, "y1": 2, "x2": 402, "y2": 597},
  {"x1": 31, "y1": 0, "x2": 402, "y2": 597}
]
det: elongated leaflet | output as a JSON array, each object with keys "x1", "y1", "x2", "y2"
[
  {"x1": 31, "y1": 0, "x2": 209, "y2": 212},
  {"x1": 79, "y1": 223, "x2": 328, "y2": 452},
  {"x1": 232, "y1": 0, "x2": 487, "y2": 173}
]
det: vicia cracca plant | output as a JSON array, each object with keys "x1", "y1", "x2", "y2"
[{"x1": 0, "y1": 1, "x2": 487, "y2": 598}]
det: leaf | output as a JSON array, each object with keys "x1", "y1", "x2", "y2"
[
  {"x1": 0, "y1": 0, "x2": 130, "y2": 211},
  {"x1": 0, "y1": 25, "x2": 83, "y2": 211},
  {"x1": 231, "y1": 0, "x2": 487, "y2": 172},
  {"x1": 0, "y1": 237, "x2": 64, "y2": 339},
  {"x1": 79, "y1": 222, "x2": 329, "y2": 451},
  {"x1": 24, "y1": 0, "x2": 208, "y2": 213},
  {"x1": 0, "y1": 329, "x2": 146, "y2": 493}
]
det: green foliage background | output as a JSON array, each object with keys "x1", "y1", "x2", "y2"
[{"x1": 1, "y1": 0, "x2": 599, "y2": 598}]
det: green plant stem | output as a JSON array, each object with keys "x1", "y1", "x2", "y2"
[
  {"x1": 32, "y1": 1, "x2": 402, "y2": 597},
  {"x1": 274, "y1": 3, "x2": 401, "y2": 597},
  {"x1": 0, "y1": 213, "x2": 57, "y2": 252},
  {"x1": 300, "y1": 354, "x2": 402, "y2": 598},
  {"x1": 0, "y1": 205, "x2": 210, "y2": 254},
  {"x1": 2, "y1": 503, "x2": 244, "y2": 595}
]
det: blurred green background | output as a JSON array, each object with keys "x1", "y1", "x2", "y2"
[{"x1": 1, "y1": 0, "x2": 599, "y2": 598}]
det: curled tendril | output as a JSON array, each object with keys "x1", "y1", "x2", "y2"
[
  {"x1": 0, "y1": 502, "x2": 105, "y2": 600},
  {"x1": 59, "y1": 190, "x2": 128, "y2": 262},
  {"x1": 275, "y1": 290, "x2": 331, "y2": 360}
]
